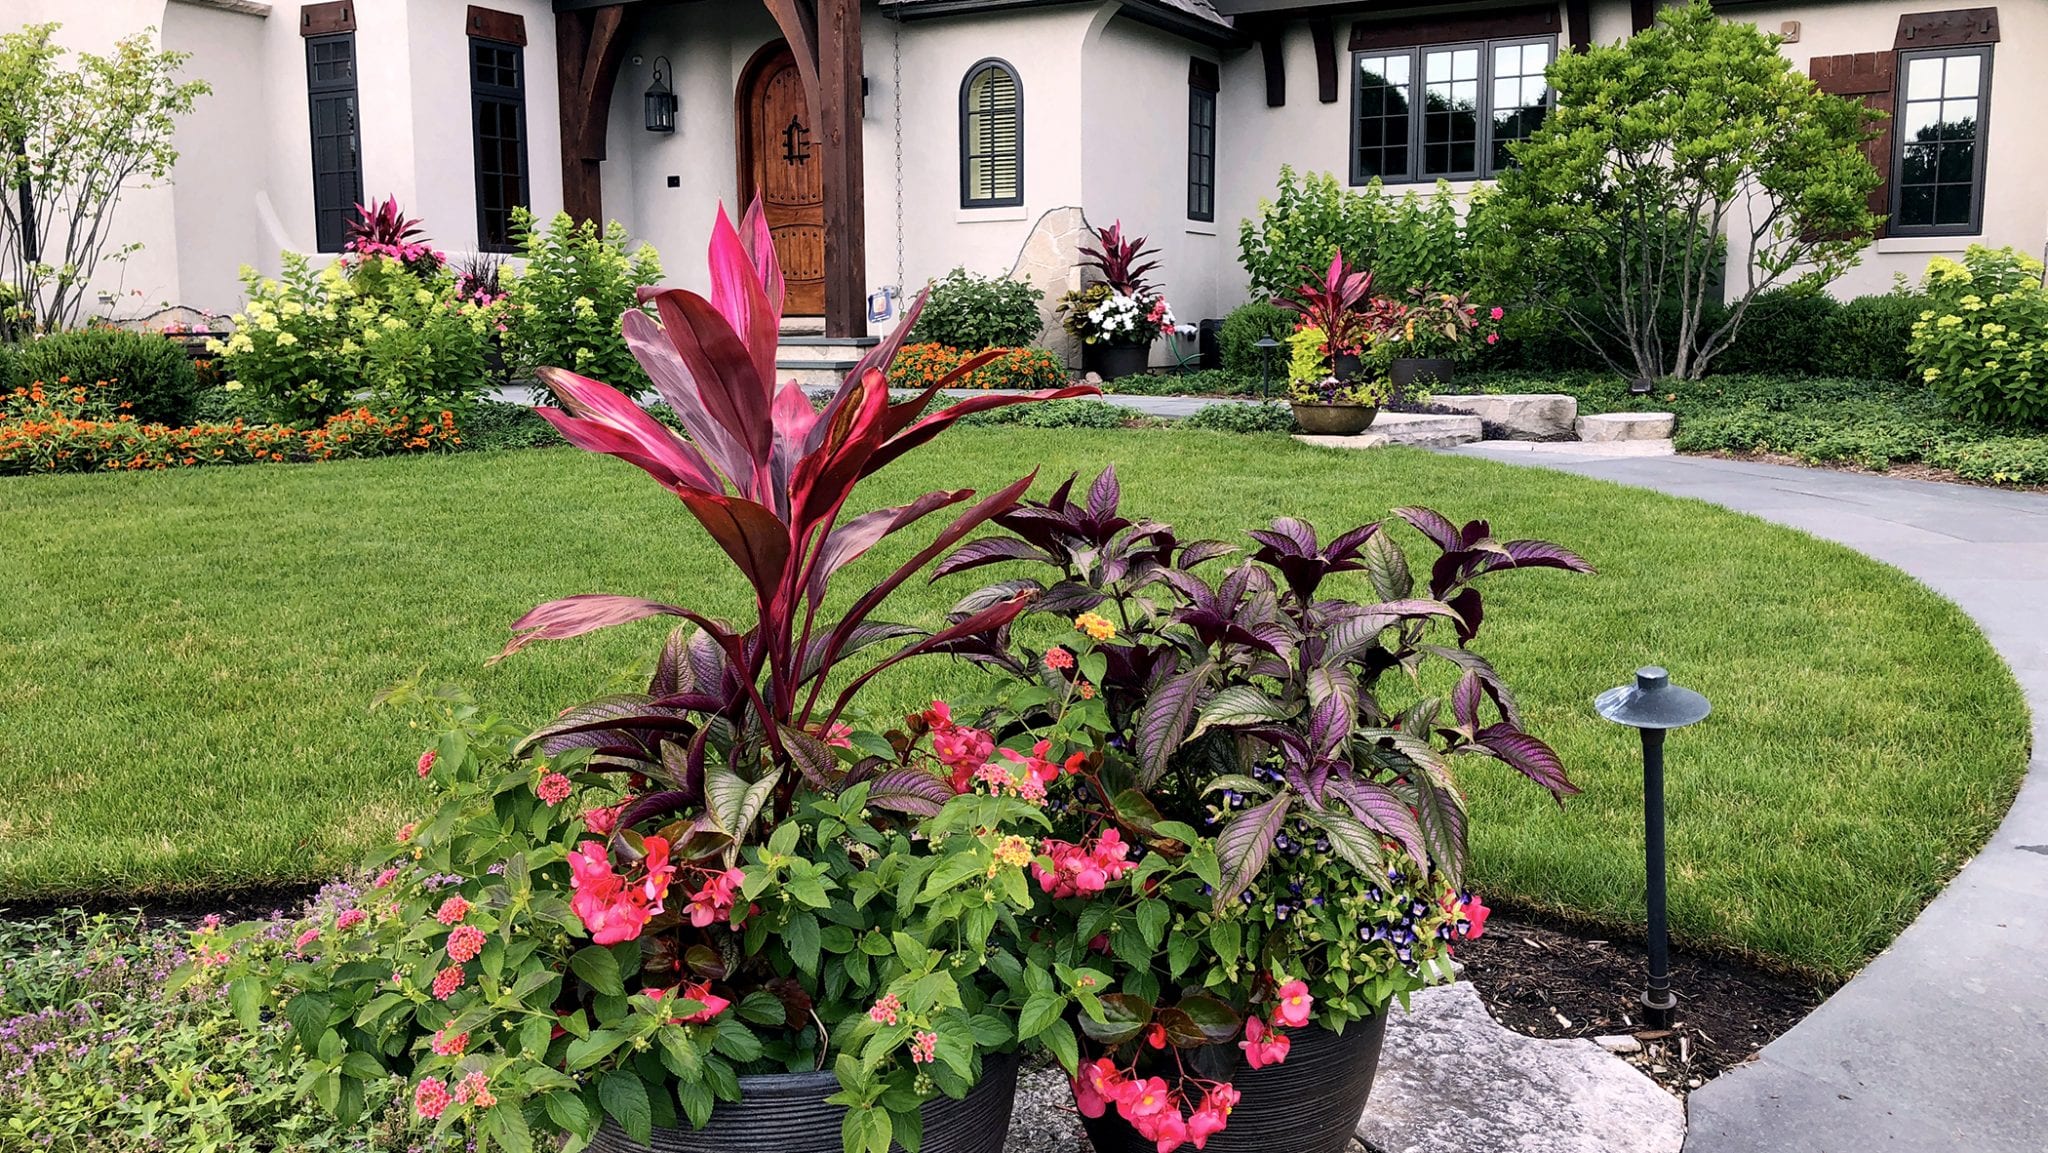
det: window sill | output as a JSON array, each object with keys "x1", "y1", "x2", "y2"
[
  {"x1": 1185, "y1": 224, "x2": 1217, "y2": 236},
  {"x1": 956, "y1": 206, "x2": 1029, "y2": 223},
  {"x1": 1876, "y1": 234, "x2": 1981, "y2": 254}
]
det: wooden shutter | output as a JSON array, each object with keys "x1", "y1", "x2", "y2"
[
  {"x1": 962, "y1": 63, "x2": 1021, "y2": 206},
  {"x1": 1811, "y1": 52, "x2": 1896, "y2": 238}
]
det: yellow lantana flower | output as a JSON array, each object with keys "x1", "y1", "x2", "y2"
[{"x1": 1075, "y1": 612, "x2": 1116, "y2": 641}]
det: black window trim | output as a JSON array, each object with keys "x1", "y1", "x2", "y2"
[
  {"x1": 1348, "y1": 33, "x2": 1556, "y2": 186},
  {"x1": 1188, "y1": 84, "x2": 1217, "y2": 222},
  {"x1": 1889, "y1": 42, "x2": 1992, "y2": 238},
  {"x1": 959, "y1": 57, "x2": 1024, "y2": 209},
  {"x1": 469, "y1": 34, "x2": 530, "y2": 254},
  {"x1": 304, "y1": 30, "x2": 363, "y2": 254}
]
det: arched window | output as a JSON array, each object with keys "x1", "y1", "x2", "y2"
[{"x1": 960, "y1": 59, "x2": 1022, "y2": 207}]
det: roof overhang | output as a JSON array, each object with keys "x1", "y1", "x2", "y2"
[{"x1": 885, "y1": 0, "x2": 1245, "y2": 49}]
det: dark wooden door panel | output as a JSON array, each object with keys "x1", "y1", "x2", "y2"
[{"x1": 740, "y1": 45, "x2": 825, "y2": 316}]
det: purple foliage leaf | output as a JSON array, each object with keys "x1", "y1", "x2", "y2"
[
  {"x1": 1326, "y1": 776, "x2": 1429, "y2": 874},
  {"x1": 1136, "y1": 662, "x2": 1214, "y2": 786},
  {"x1": 867, "y1": 766, "x2": 956, "y2": 817},
  {"x1": 1474, "y1": 723, "x2": 1578, "y2": 801},
  {"x1": 1214, "y1": 794, "x2": 1293, "y2": 909}
]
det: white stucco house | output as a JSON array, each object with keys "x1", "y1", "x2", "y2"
[{"x1": 7, "y1": 0, "x2": 2041, "y2": 367}]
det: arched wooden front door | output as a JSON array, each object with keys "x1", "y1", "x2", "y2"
[{"x1": 737, "y1": 43, "x2": 824, "y2": 316}]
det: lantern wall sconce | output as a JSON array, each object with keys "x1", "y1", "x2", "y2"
[{"x1": 645, "y1": 56, "x2": 677, "y2": 134}]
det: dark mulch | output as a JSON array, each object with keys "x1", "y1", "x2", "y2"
[
  {"x1": 0, "y1": 882, "x2": 323, "y2": 930},
  {"x1": 1457, "y1": 912, "x2": 1831, "y2": 1095}
]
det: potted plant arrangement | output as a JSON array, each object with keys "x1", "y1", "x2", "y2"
[
  {"x1": 1060, "y1": 221, "x2": 1180, "y2": 381},
  {"x1": 208, "y1": 201, "x2": 1099, "y2": 1153},
  {"x1": 1283, "y1": 324, "x2": 1388, "y2": 435},
  {"x1": 1384, "y1": 288, "x2": 1499, "y2": 398},
  {"x1": 920, "y1": 470, "x2": 1591, "y2": 1152}
]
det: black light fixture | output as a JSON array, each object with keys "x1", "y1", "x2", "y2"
[
  {"x1": 644, "y1": 56, "x2": 677, "y2": 134},
  {"x1": 1254, "y1": 337, "x2": 1282, "y2": 400},
  {"x1": 1628, "y1": 377, "x2": 1655, "y2": 396},
  {"x1": 1595, "y1": 666, "x2": 1711, "y2": 1030}
]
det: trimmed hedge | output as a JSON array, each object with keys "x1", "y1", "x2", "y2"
[
  {"x1": 13, "y1": 328, "x2": 202, "y2": 425},
  {"x1": 1219, "y1": 300, "x2": 1294, "y2": 378}
]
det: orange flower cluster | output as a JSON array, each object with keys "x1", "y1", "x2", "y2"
[
  {"x1": 885, "y1": 342, "x2": 1070, "y2": 392},
  {"x1": 1, "y1": 384, "x2": 461, "y2": 476}
]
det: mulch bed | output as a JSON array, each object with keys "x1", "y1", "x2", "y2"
[{"x1": 1456, "y1": 912, "x2": 1830, "y2": 1096}]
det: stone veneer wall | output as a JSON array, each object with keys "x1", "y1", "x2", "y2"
[{"x1": 1004, "y1": 206, "x2": 1092, "y2": 369}]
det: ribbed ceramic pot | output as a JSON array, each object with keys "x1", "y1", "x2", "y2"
[
  {"x1": 1290, "y1": 403, "x2": 1379, "y2": 435},
  {"x1": 1079, "y1": 1015, "x2": 1388, "y2": 1153},
  {"x1": 588, "y1": 1050, "x2": 1020, "y2": 1153},
  {"x1": 1083, "y1": 340, "x2": 1153, "y2": 381}
]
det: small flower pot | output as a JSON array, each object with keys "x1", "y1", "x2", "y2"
[
  {"x1": 1290, "y1": 402, "x2": 1379, "y2": 436},
  {"x1": 1083, "y1": 340, "x2": 1153, "y2": 382},
  {"x1": 1390, "y1": 357, "x2": 1454, "y2": 399},
  {"x1": 589, "y1": 1051, "x2": 1020, "y2": 1153},
  {"x1": 1332, "y1": 351, "x2": 1364, "y2": 381},
  {"x1": 1079, "y1": 1015, "x2": 1388, "y2": 1153}
]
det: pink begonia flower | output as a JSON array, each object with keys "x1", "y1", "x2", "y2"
[
  {"x1": 646, "y1": 981, "x2": 730, "y2": 1024},
  {"x1": 1031, "y1": 829, "x2": 1137, "y2": 898},
  {"x1": 567, "y1": 837, "x2": 675, "y2": 944},
  {"x1": 582, "y1": 803, "x2": 623, "y2": 837},
  {"x1": 925, "y1": 700, "x2": 997, "y2": 793},
  {"x1": 1274, "y1": 977, "x2": 1313, "y2": 1028},
  {"x1": 999, "y1": 740, "x2": 1062, "y2": 792},
  {"x1": 1138, "y1": 1109, "x2": 1189, "y2": 1153},
  {"x1": 1187, "y1": 1083, "x2": 1240, "y2": 1148},
  {"x1": 1239, "y1": 1015, "x2": 1291, "y2": 1069},
  {"x1": 1461, "y1": 893, "x2": 1491, "y2": 938},
  {"x1": 1073, "y1": 1057, "x2": 1122, "y2": 1118},
  {"x1": 1490, "y1": 306, "x2": 1505, "y2": 320},
  {"x1": 685, "y1": 867, "x2": 746, "y2": 928},
  {"x1": 823, "y1": 722, "x2": 853, "y2": 750},
  {"x1": 1120, "y1": 1076, "x2": 1172, "y2": 1119},
  {"x1": 1486, "y1": 332, "x2": 1500, "y2": 345}
]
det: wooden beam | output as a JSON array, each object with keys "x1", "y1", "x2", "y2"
[
  {"x1": 1309, "y1": 17, "x2": 1336, "y2": 103},
  {"x1": 1565, "y1": 0, "x2": 1590, "y2": 51},
  {"x1": 554, "y1": 4, "x2": 628, "y2": 224},
  {"x1": 815, "y1": 0, "x2": 866, "y2": 338},
  {"x1": 1259, "y1": 26, "x2": 1285, "y2": 107},
  {"x1": 1629, "y1": 0, "x2": 1656, "y2": 34},
  {"x1": 760, "y1": 0, "x2": 821, "y2": 118}
]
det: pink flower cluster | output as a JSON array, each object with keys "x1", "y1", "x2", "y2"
[
  {"x1": 909, "y1": 1030, "x2": 939, "y2": 1065},
  {"x1": 1237, "y1": 977, "x2": 1313, "y2": 1070},
  {"x1": 924, "y1": 701, "x2": 995, "y2": 793},
  {"x1": 1030, "y1": 829, "x2": 1136, "y2": 898},
  {"x1": 372, "y1": 867, "x2": 400, "y2": 890},
  {"x1": 684, "y1": 867, "x2": 746, "y2": 928},
  {"x1": 292, "y1": 927, "x2": 320, "y2": 954},
  {"x1": 868, "y1": 993, "x2": 902, "y2": 1026},
  {"x1": 335, "y1": 908, "x2": 367, "y2": 932},
  {"x1": 536, "y1": 771, "x2": 573, "y2": 807},
  {"x1": 431, "y1": 966, "x2": 465, "y2": 1001},
  {"x1": 434, "y1": 896, "x2": 470, "y2": 926},
  {"x1": 414, "y1": 1077, "x2": 452, "y2": 1120},
  {"x1": 452, "y1": 1070, "x2": 495, "y2": 1108},
  {"x1": 416, "y1": 749, "x2": 437, "y2": 778},
  {"x1": 567, "y1": 837, "x2": 675, "y2": 945},
  {"x1": 1074, "y1": 1059, "x2": 1241, "y2": 1152},
  {"x1": 446, "y1": 924, "x2": 487, "y2": 963},
  {"x1": 431, "y1": 1026, "x2": 468, "y2": 1056}
]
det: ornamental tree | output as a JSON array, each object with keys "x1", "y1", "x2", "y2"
[{"x1": 1468, "y1": 0, "x2": 1881, "y2": 382}]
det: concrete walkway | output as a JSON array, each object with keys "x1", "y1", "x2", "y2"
[{"x1": 1449, "y1": 445, "x2": 2048, "y2": 1153}]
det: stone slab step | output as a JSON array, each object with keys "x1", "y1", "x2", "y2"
[
  {"x1": 776, "y1": 338, "x2": 880, "y2": 365},
  {"x1": 1293, "y1": 411, "x2": 1482, "y2": 451},
  {"x1": 1357, "y1": 982, "x2": 1684, "y2": 1153},
  {"x1": 1434, "y1": 393, "x2": 1578, "y2": 440},
  {"x1": 1577, "y1": 412, "x2": 1676, "y2": 442},
  {"x1": 776, "y1": 361, "x2": 860, "y2": 388}
]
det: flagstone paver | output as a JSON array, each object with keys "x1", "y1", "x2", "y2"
[{"x1": 1444, "y1": 448, "x2": 2048, "y2": 1153}]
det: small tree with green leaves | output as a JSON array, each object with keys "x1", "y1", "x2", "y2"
[
  {"x1": 1468, "y1": 0, "x2": 1880, "y2": 382},
  {"x1": 0, "y1": 24, "x2": 209, "y2": 331}
]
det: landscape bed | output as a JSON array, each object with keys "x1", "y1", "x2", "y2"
[{"x1": 0, "y1": 428, "x2": 2026, "y2": 980}]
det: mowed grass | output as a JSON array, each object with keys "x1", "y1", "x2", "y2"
[{"x1": 0, "y1": 431, "x2": 2028, "y2": 979}]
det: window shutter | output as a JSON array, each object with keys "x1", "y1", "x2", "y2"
[
  {"x1": 962, "y1": 63, "x2": 1021, "y2": 206},
  {"x1": 1811, "y1": 52, "x2": 1896, "y2": 238}
]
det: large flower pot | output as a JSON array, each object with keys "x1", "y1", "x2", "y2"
[
  {"x1": 1290, "y1": 403, "x2": 1379, "y2": 435},
  {"x1": 1391, "y1": 357, "x2": 1454, "y2": 398},
  {"x1": 1084, "y1": 340, "x2": 1153, "y2": 382},
  {"x1": 590, "y1": 1051, "x2": 1020, "y2": 1153},
  {"x1": 1080, "y1": 1016, "x2": 1388, "y2": 1153}
]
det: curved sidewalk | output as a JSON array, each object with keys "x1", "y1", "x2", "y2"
[{"x1": 1451, "y1": 446, "x2": 2048, "y2": 1153}]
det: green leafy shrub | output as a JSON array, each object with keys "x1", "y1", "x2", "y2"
[
  {"x1": 958, "y1": 397, "x2": 1129, "y2": 428},
  {"x1": 459, "y1": 399, "x2": 561, "y2": 451},
  {"x1": 1714, "y1": 288, "x2": 1837, "y2": 376},
  {"x1": 209, "y1": 253, "x2": 503, "y2": 427},
  {"x1": 0, "y1": 908, "x2": 444, "y2": 1152},
  {"x1": 1238, "y1": 166, "x2": 1469, "y2": 300},
  {"x1": 502, "y1": 208, "x2": 662, "y2": 390},
  {"x1": 1219, "y1": 299, "x2": 1294, "y2": 377},
  {"x1": 1180, "y1": 401, "x2": 1296, "y2": 433},
  {"x1": 1925, "y1": 437, "x2": 2048, "y2": 486},
  {"x1": 1100, "y1": 368, "x2": 1254, "y2": 396},
  {"x1": 1821, "y1": 290, "x2": 1922, "y2": 382},
  {"x1": 13, "y1": 327, "x2": 201, "y2": 424},
  {"x1": 905, "y1": 267, "x2": 1044, "y2": 350},
  {"x1": 1910, "y1": 245, "x2": 2048, "y2": 427}
]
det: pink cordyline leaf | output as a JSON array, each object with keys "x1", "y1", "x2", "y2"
[
  {"x1": 497, "y1": 595, "x2": 691, "y2": 661},
  {"x1": 738, "y1": 199, "x2": 786, "y2": 316},
  {"x1": 706, "y1": 202, "x2": 782, "y2": 394},
  {"x1": 533, "y1": 367, "x2": 720, "y2": 493}
]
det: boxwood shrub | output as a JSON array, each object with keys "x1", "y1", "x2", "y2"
[{"x1": 13, "y1": 327, "x2": 201, "y2": 425}]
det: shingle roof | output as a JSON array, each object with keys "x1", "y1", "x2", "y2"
[{"x1": 881, "y1": 0, "x2": 1236, "y2": 37}]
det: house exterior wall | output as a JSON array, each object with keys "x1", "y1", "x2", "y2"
[{"x1": 1080, "y1": 11, "x2": 1226, "y2": 358}]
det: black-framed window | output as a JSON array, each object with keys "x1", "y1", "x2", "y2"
[
  {"x1": 1350, "y1": 36, "x2": 1553, "y2": 184},
  {"x1": 1188, "y1": 60, "x2": 1218, "y2": 222},
  {"x1": 304, "y1": 32, "x2": 363, "y2": 253},
  {"x1": 1893, "y1": 45, "x2": 1991, "y2": 236},
  {"x1": 960, "y1": 59, "x2": 1022, "y2": 208},
  {"x1": 470, "y1": 37, "x2": 529, "y2": 252}
]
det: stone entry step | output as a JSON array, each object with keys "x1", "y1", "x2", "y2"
[
  {"x1": 1433, "y1": 393, "x2": 1578, "y2": 440},
  {"x1": 1577, "y1": 411, "x2": 1676, "y2": 442},
  {"x1": 1294, "y1": 411, "x2": 1483, "y2": 451},
  {"x1": 776, "y1": 334, "x2": 880, "y2": 388}
]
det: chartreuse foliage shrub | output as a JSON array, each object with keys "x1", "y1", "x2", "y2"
[
  {"x1": 887, "y1": 342, "x2": 1069, "y2": 391},
  {"x1": 904, "y1": 267, "x2": 1045, "y2": 350},
  {"x1": 1911, "y1": 245, "x2": 2048, "y2": 428},
  {"x1": 502, "y1": 208, "x2": 663, "y2": 391},
  {"x1": 12, "y1": 327, "x2": 201, "y2": 424},
  {"x1": 209, "y1": 252, "x2": 505, "y2": 427},
  {"x1": 1238, "y1": 166, "x2": 1468, "y2": 300}
]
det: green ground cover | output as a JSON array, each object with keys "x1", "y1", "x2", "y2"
[{"x1": 0, "y1": 430, "x2": 2027, "y2": 978}]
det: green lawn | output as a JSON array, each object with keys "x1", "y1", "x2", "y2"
[{"x1": 0, "y1": 431, "x2": 2028, "y2": 979}]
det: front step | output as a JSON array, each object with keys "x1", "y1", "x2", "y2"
[
  {"x1": 1575, "y1": 412, "x2": 1675, "y2": 442},
  {"x1": 1292, "y1": 411, "x2": 1483, "y2": 452},
  {"x1": 775, "y1": 334, "x2": 880, "y2": 388}
]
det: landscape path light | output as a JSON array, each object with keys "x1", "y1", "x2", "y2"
[
  {"x1": 1594, "y1": 665, "x2": 1711, "y2": 1030},
  {"x1": 1254, "y1": 336, "x2": 1281, "y2": 400}
]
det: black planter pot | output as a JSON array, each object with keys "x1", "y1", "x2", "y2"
[
  {"x1": 590, "y1": 1051, "x2": 1020, "y2": 1153},
  {"x1": 1083, "y1": 340, "x2": 1153, "y2": 381},
  {"x1": 1080, "y1": 1016, "x2": 1388, "y2": 1153},
  {"x1": 1332, "y1": 351, "x2": 1364, "y2": 381},
  {"x1": 1390, "y1": 357, "x2": 1454, "y2": 399}
]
